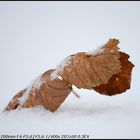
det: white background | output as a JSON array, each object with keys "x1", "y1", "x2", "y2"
[{"x1": 0, "y1": 1, "x2": 140, "y2": 139}]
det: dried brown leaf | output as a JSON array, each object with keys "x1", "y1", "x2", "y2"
[
  {"x1": 5, "y1": 70, "x2": 72, "y2": 112},
  {"x1": 59, "y1": 39, "x2": 121, "y2": 89},
  {"x1": 93, "y1": 52, "x2": 135, "y2": 95},
  {"x1": 5, "y1": 38, "x2": 135, "y2": 112}
]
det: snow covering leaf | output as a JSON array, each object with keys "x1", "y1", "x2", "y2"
[
  {"x1": 5, "y1": 70, "x2": 72, "y2": 112},
  {"x1": 58, "y1": 39, "x2": 121, "y2": 89},
  {"x1": 93, "y1": 52, "x2": 135, "y2": 96}
]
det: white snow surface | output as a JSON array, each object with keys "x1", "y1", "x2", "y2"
[{"x1": 0, "y1": 1, "x2": 140, "y2": 139}]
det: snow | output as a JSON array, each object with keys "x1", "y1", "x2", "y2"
[
  {"x1": 0, "y1": 1, "x2": 140, "y2": 139},
  {"x1": 1, "y1": 91, "x2": 140, "y2": 139},
  {"x1": 51, "y1": 56, "x2": 72, "y2": 80},
  {"x1": 87, "y1": 46, "x2": 105, "y2": 55},
  {"x1": 19, "y1": 75, "x2": 45, "y2": 105}
]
